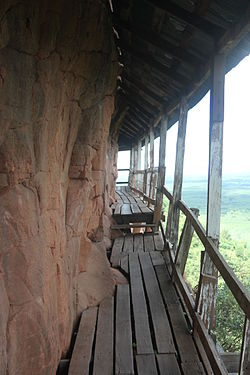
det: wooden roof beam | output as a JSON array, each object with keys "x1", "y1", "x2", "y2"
[
  {"x1": 129, "y1": 106, "x2": 151, "y2": 122},
  {"x1": 146, "y1": 0, "x2": 223, "y2": 37},
  {"x1": 123, "y1": 115, "x2": 147, "y2": 131},
  {"x1": 129, "y1": 109, "x2": 150, "y2": 127},
  {"x1": 123, "y1": 76, "x2": 167, "y2": 109},
  {"x1": 121, "y1": 92, "x2": 156, "y2": 120},
  {"x1": 114, "y1": 17, "x2": 205, "y2": 66},
  {"x1": 119, "y1": 42, "x2": 189, "y2": 86},
  {"x1": 126, "y1": 116, "x2": 150, "y2": 132},
  {"x1": 122, "y1": 84, "x2": 162, "y2": 113}
]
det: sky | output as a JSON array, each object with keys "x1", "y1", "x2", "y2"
[{"x1": 117, "y1": 55, "x2": 250, "y2": 178}]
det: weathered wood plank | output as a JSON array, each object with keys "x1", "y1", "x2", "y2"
[
  {"x1": 168, "y1": 96, "x2": 188, "y2": 250},
  {"x1": 114, "y1": 203, "x2": 122, "y2": 215},
  {"x1": 155, "y1": 264, "x2": 180, "y2": 306},
  {"x1": 154, "y1": 232, "x2": 164, "y2": 251},
  {"x1": 239, "y1": 317, "x2": 250, "y2": 374},
  {"x1": 178, "y1": 199, "x2": 250, "y2": 320},
  {"x1": 129, "y1": 253, "x2": 154, "y2": 354},
  {"x1": 181, "y1": 361, "x2": 206, "y2": 375},
  {"x1": 111, "y1": 237, "x2": 124, "y2": 267},
  {"x1": 136, "y1": 355, "x2": 158, "y2": 375},
  {"x1": 116, "y1": 285, "x2": 134, "y2": 375},
  {"x1": 120, "y1": 255, "x2": 129, "y2": 274},
  {"x1": 175, "y1": 209, "x2": 199, "y2": 275},
  {"x1": 131, "y1": 203, "x2": 142, "y2": 214},
  {"x1": 134, "y1": 234, "x2": 144, "y2": 252},
  {"x1": 68, "y1": 307, "x2": 97, "y2": 375},
  {"x1": 139, "y1": 253, "x2": 176, "y2": 353},
  {"x1": 121, "y1": 204, "x2": 132, "y2": 215},
  {"x1": 157, "y1": 354, "x2": 181, "y2": 375},
  {"x1": 144, "y1": 234, "x2": 155, "y2": 252},
  {"x1": 150, "y1": 251, "x2": 165, "y2": 266},
  {"x1": 154, "y1": 115, "x2": 167, "y2": 228},
  {"x1": 197, "y1": 53, "x2": 225, "y2": 333},
  {"x1": 123, "y1": 234, "x2": 134, "y2": 254},
  {"x1": 93, "y1": 298, "x2": 113, "y2": 375},
  {"x1": 167, "y1": 304, "x2": 206, "y2": 371}
]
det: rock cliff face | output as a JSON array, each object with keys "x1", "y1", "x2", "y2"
[{"x1": 0, "y1": 1, "x2": 118, "y2": 373}]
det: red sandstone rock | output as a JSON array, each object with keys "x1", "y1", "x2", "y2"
[{"x1": 0, "y1": 1, "x2": 118, "y2": 374}]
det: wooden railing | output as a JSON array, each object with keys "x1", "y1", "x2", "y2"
[
  {"x1": 129, "y1": 167, "x2": 158, "y2": 203},
  {"x1": 161, "y1": 186, "x2": 250, "y2": 375}
]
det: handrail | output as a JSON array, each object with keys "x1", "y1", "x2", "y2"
[
  {"x1": 130, "y1": 186, "x2": 156, "y2": 205},
  {"x1": 162, "y1": 186, "x2": 250, "y2": 320}
]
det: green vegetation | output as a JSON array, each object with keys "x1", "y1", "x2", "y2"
[{"x1": 163, "y1": 175, "x2": 250, "y2": 352}]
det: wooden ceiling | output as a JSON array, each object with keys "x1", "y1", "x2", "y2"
[{"x1": 111, "y1": 0, "x2": 250, "y2": 150}]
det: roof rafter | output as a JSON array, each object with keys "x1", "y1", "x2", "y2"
[
  {"x1": 146, "y1": 0, "x2": 223, "y2": 37},
  {"x1": 114, "y1": 16, "x2": 205, "y2": 66},
  {"x1": 119, "y1": 41, "x2": 190, "y2": 86}
]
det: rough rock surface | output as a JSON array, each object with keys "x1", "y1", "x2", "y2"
[{"x1": 0, "y1": 1, "x2": 118, "y2": 374}]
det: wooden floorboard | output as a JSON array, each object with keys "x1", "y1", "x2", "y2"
[
  {"x1": 144, "y1": 234, "x2": 155, "y2": 252},
  {"x1": 155, "y1": 265, "x2": 206, "y2": 374},
  {"x1": 134, "y1": 234, "x2": 144, "y2": 252},
  {"x1": 116, "y1": 285, "x2": 134, "y2": 375},
  {"x1": 136, "y1": 355, "x2": 158, "y2": 375},
  {"x1": 157, "y1": 354, "x2": 182, "y2": 375},
  {"x1": 129, "y1": 253, "x2": 154, "y2": 354},
  {"x1": 154, "y1": 233, "x2": 164, "y2": 251},
  {"x1": 68, "y1": 307, "x2": 97, "y2": 375},
  {"x1": 139, "y1": 253, "x2": 176, "y2": 354},
  {"x1": 120, "y1": 255, "x2": 129, "y2": 274},
  {"x1": 93, "y1": 298, "x2": 113, "y2": 375},
  {"x1": 121, "y1": 204, "x2": 132, "y2": 215},
  {"x1": 69, "y1": 225, "x2": 208, "y2": 374},
  {"x1": 123, "y1": 234, "x2": 134, "y2": 254},
  {"x1": 111, "y1": 237, "x2": 124, "y2": 267}
]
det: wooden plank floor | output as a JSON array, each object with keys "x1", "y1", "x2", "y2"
[
  {"x1": 69, "y1": 232, "x2": 207, "y2": 375},
  {"x1": 112, "y1": 186, "x2": 154, "y2": 224}
]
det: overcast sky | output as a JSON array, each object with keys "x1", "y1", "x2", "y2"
[{"x1": 118, "y1": 55, "x2": 250, "y2": 178}]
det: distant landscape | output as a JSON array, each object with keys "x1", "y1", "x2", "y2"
[{"x1": 164, "y1": 174, "x2": 250, "y2": 352}]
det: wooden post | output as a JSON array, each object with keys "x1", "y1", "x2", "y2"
[
  {"x1": 144, "y1": 135, "x2": 149, "y2": 194},
  {"x1": 196, "y1": 54, "x2": 225, "y2": 335},
  {"x1": 175, "y1": 208, "x2": 199, "y2": 275},
  {"x1": 239, "y1": 317, "x2": 250, "y2": 374},
  {"x1": 153, "y1": 115, "x2": 167, "y2": 229},
  {"x1": 149, "y1": 128, "x2": 154, "y2": 199},
  {"x1": 137, "y1": 139, "x2": 142, "y2": 190},
  {"x1": 167, "y1": 97, "x2": 188, "y2": 250},
  {"x1": 137, "y1": 139, "x2": 141, "y2": 170},
  {"x1": 133, "y1": 144, "x2": 138, "y2": 189},
  {"x1": 129, "y1": 148, "x2": 134, "y2": 187}
]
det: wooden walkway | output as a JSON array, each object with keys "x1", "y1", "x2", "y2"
[
  {"x1": 112, "y1": 186, "x2": 154, "y2": 225},
  {"x1": 68, "y1": 232, "x2": 207, "y2": 375}
]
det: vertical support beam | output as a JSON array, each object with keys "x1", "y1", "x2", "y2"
[
  {"x1": 144, "y1": 135, "x2": 149, "y2": 194},
  {"x1": 149, "y1": 128, "x2": 154, "y2": 199},
  {"x1": 149, "y1": 128, "x2": 154, "y2": 168},
  {"x1": 137, "y1": 139, "x2": 142, "y2": 190},
  {"x1": 153, "y1": 115, "x2": 168, "y2": 229},
  {"x1": 167, "y1": 97, "x2": 188, "y2": 250},
  {"x1": 197, "y1": 53, "x2": 225, "y2": 334},
  {"x1": 133, "y1": 144, "x2": 138, "y2": 189},
  {"x1": 144, "y1": 135, "x2": 149, "y2": 170},
  {"x1": 137, "y1": 139, "x2": 142, "y2": 170},
  {"x1": 129, "y1": 148, "x2": 134, "y2": 187},
  {"x1": 239, "y1": 317, "x2": 250, "y2": 374},
  {"x1": 175, "y1": 208, "x2": 199, "y2": 275}
]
